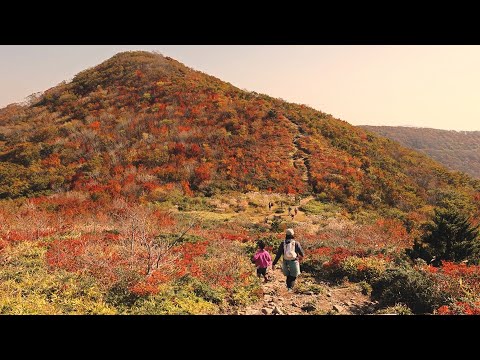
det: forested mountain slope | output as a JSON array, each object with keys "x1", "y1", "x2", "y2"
[
  {"x1": 1, "y1": 51, "x2": 479, "y2": 215},
  {"x1": 362, "y1": 125, "x2": 480, "y2": 179}
]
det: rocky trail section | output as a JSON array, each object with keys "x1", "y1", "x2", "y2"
[
  {"x1": 285, "y1": 116, "x2": 311, "y2": 184},
  {"x1": 237, "y1": 267, "x2": 375, "y2": 315}
]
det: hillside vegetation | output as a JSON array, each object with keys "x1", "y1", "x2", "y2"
[
  {"x1": 1, "y1": 51, "x2": 480, "y2": 314},
  {"x1": 362, "y1": 125, "x2": 480, "y2": 179},
  {"x1": 1, "y1": 51, "x2": 479, "y2": 213}
]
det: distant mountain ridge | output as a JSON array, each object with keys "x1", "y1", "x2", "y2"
[{"x1": 361, "y1": 125, "x2": 480, "y2": 179}]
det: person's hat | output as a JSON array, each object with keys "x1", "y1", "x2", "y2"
[{"x1": 286, "y1": 228, "x2": 294, "y2": 236}]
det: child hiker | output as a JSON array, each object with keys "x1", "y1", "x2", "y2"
[{"x1": 252, "y1": 240, "x2": 272, "y2": 283}]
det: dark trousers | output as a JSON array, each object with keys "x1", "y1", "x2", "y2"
[
  {"x1": 286, "y1": 275, "x2": 297, "y2": 289},
  {"x1": 257, "y1": 267, "x2": 267, "y2": 278}
]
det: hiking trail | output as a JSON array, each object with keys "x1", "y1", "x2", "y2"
[
  {"x1": 286, "y1": 117, "x2": 310, "y2": 184},
  {"x1": 237, "y1": 267, "x2": 376, "y2": 315}
]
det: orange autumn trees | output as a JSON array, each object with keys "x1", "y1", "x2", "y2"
[
  {"x1": 1, "y1": 51, "x2": 479, "y2": 216},
  {"x1": 3, "y1": 51, "x2": 480, "y2": 314}
]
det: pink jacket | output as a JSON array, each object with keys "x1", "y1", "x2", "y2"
[{"x1": 252, "y1": 249, "x2": 272, "y2": 269}]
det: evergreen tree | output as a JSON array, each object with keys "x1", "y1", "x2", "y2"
[{"x1": 408, "y1": 207, "x2": 480, "y2": 265}]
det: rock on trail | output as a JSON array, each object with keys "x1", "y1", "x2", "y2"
[{"x1": 239, "y1": 268, "x2": 372, "y2": 315}]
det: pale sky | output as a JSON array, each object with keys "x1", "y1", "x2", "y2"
[{"x1": 1, "y1": 45, "x2": 480, "y2": 131}]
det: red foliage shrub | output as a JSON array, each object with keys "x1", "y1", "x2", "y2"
[
  {"x1": 46, "y1": 236, "x2": 88, "y2": 272},
  {"x1": 437, "y1": 302, "x2": 480, "y2": 315},
  {"x1": 323, "y1": 247, "x2": 354, "y2": 269},
  {"x1": 89, "y1": 121, "x2": 101, "y2": 130},
  {"x1": 181, "y1": 180, "x2": 194, "y2": 197},
  {"x1": 310, "y1": 247, "x2": 333, "y2": 257},
  {"x1": 130, "y1": 270, "x2": 171, "y2": 296}
]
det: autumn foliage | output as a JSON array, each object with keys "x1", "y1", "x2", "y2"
[
  {"x1": 0, "y1": 51, "x2": 479, "y2": 217},
  {"x1": 1, "y1": 51, "x2": 480, "y2": 314}
]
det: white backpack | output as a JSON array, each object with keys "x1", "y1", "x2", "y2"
[{"x1": 283, "y1": 240, "x2": 297, "y2": 260}]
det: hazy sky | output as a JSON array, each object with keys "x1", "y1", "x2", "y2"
[{"x1": 1, "y1": 45, "x2": 480, "y2": 131}]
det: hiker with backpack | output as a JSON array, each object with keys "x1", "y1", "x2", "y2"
[{"x1": 272, "y1": 228, "x2": 305, "y2": 291}]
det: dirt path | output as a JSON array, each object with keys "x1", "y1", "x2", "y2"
[
  {"x1": 250, "y1": 197, "x2": 313, "y2": 224},
  {"x1": 299, "y1": 196, "x2": 314, "y2": 207},
  {"x1": 286, "y1": 117, "x2": 311, "y2": 184},
  {"x1": 238, "y1": 267, "x2": 375, "y2": 315}
]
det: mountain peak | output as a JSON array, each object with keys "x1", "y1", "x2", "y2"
[
  {"x1": 2, "y1": 51, "x2": 480, "y2": 316},
  {"x1": 70, "y1": 51, "x2": 179, "y2": 95},
  {"x1": 0, "y1": 52, "x2": 478, "y2": 218}
]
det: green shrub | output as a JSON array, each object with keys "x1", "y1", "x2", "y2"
[
  {"x1": 300, "y1": 199, "x2": 341, "y2": 217},
  {"x1": 341, "y1": 256, "x2": 388, "y2": 282},
  {"x1": 0, "y1": 242, "x2": 116, "y2": 314},
  {"x1": 357, "y1": 281, "x2": 372, "y2": 295},
  {"x1": 293, "y1": 282, "x2": 325, "y2": 295},
  {"x1": 130, "y1": 286, "x2": 218, "y2": 315},
  {"x1": 301, "y1": 255, "x2": 334, "y2": 281},
  {"x1": 105, "y1": 268, "x2": 142, "y2": 309},
  {"x1": 184, "y1": 276, "x2": 226, "y2": 305},
  {"x1": 270, "y1": 217, "x2": 284, "y2": 233},
  {"x1": 245, "y1": 222, "x2": 270, "y2": 234},
  {"x1": 229, "y1": 285, "x2": 260, "y2": 307},
  {"x1": 408, "y1": 206, "x2": 480, "y2": 265},
  {"x1": 193, "y1": 283, "x2": 225, "y2": 305},
  {"x1": 175, "y1": 196, "x2": 215, "y2": 212},
  {"x1": 375, "y1": 303, "x2": 413, "y2": 315},
  {"x1": 300, "y1": 200, "x2": 324, "y2": 215},
  {"x1": 302, "y1": 253, "x2": 386, "y2": 285},
  {"x1": 371, "y1": 266, "x2": 448, "y2": 314}
]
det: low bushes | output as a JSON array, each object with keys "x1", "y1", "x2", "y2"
[{"x1": 371, "y1": 266, "x2": 448, "y2": 314}]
